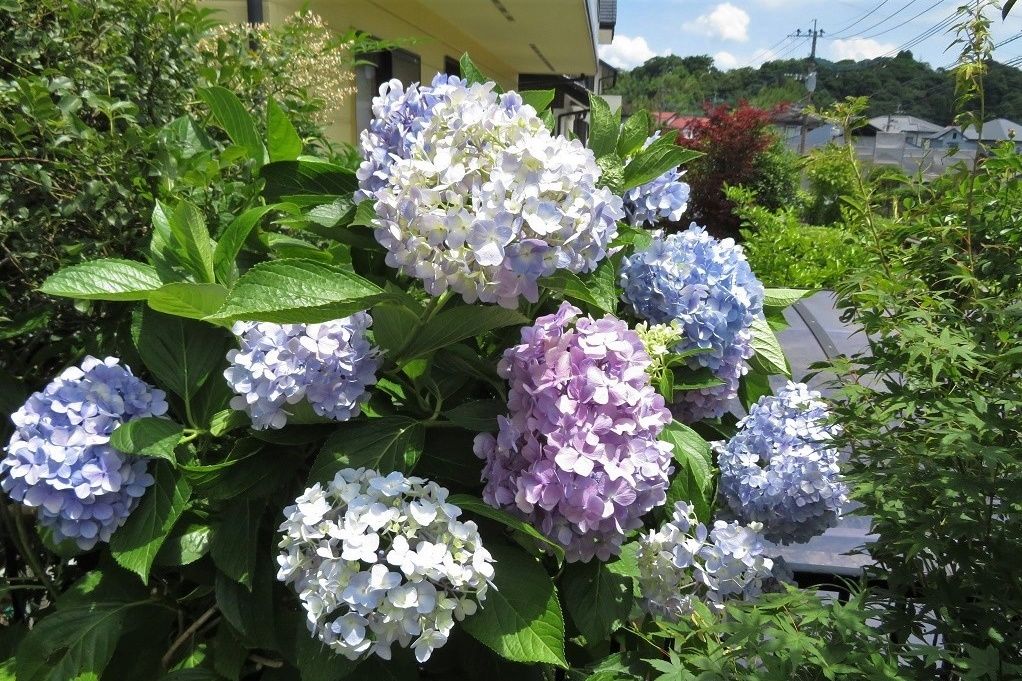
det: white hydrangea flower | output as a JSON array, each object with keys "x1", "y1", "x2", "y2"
[
  {"x1": 637, "y1": 502, "x2": 773, "y2": 621},
  {"x1": 277, "y1": 468, "x2": 494, "y2": 663},
  {"x1": 369, "y1": 80, "x2": 623, "y2": 308}
]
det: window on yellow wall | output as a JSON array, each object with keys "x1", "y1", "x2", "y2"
[
  {"x1": 444, "y1": 56, "x2": 461, "y2": 78},
  {"x1": 354, "y1": 47, "x2": 422, "y2": 133}
]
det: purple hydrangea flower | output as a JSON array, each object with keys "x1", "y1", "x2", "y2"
[
  {"x1": 474, "y1": 302, "x2": 674, "y2": 562},
  {"x1": 619, "y1": 225, "x2": 765, "y2": 421},
  {"x1": 225, "y1": 315, "x2": 380, "y2": 430},
  {"x1": 1, "y1": 356, "x2": 168, "y2": 549},
  {"x1": 624, "y1": 134, "x2": 690, "y2": 226},
  {"x1": 717, "y1": 382, "x2": 849, "y2": 544},
  {"x1": 355, "y1": 73, "x2": 464, "y2": 203}
]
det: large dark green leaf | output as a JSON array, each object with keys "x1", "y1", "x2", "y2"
[
  {"x1": 197, "y1": 86, "x2": 264, "y2": 166},
  {"x1": 448, "y1": 494, "x2": 565, "y2": 560},
  {"x1": 621, "y1": 132, "x2": 701, "y2": 191},
  {"x1": 266, "y1": 98, "x2": 302, "y2": 162},
  {"x1": 310, "y1": 417, "x2": 424, "y2": 482},
  {"x1": 213, "y1": 205, "x2": 279, "y2": 284},
  {"x1": 110, "y1": 462, "x2": 191, "y2": 584},
  {"x1": 541, "y1": 261, "x2": 617, "y2": 315},
  {"x1": 148, "y1": 283, "x2": 228, "y2": 320},
  {"x1": 561, "y1": 560, "x2": 633, "y2": 644},
  {"x1": 749, "y1": 314, "x2": 790, "y2": 376},
  {"x1": 206, "y1": 259, "x2": 387, "y2": 325},
  {"x1": 134, "y1": 308, "x2": 230, "y2": 401},
  {"x1": 617, "y1": 110, "x2": 652, "y2": 157},
  {"x1": 109, "y1": 417, "x2": 183, "y2": 464},
  {"x1": 38, "y1": 259, "x2": 161, "y2": 301},
  {"x1": 260, "y1": 159, "x2": 357, "y2": 202},
  {"x1": 660, "y1": 421, "x2": 714, "y2": 523},
  {"x1": 371, "y1": 300, "x2": 422, "y2": 358},
  {"x1": 442, "y1": 399, "x2": 504, "y2": 432},
  {"x1": 150, "y1": 201, "x2": 217, "y2": 284},
  {"x1": 210, "y1": 499, "x2": 264, "y2": 590},
  {"x1": 461, "y1": 543, "x2": 567, "y2": 667},
  {"x1": 587, "y1": 93, "x2": 620, "y2": 159},
  {"x1": 401, "y1": 306, "x2": 528, "y2": 360},
  {"x1": 215, "y1": 557, "x2": 277, "y2": 650}
]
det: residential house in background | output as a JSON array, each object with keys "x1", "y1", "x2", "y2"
[
  {"x1": 963, "y1": 118, "x2": 1022, "y2": 152},
  {"x1": 204, "y1": 0, "x2": 616, "y2": 143},
  {"x1": 651, "y1": 112, "x2": 705, "y2": 139}
]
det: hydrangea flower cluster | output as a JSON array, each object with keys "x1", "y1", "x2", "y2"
[
  {"x1": 623, "y1": 134, "x2": 690, "y2": 226},
  {"x1": 474, "y1": 302, "x2": 674, "y2": 562},
  {"x1": 637, "y1": 501, "x2": 774, "y2": 620},
  {"x1": 276, "y1": 468, "x2": 494, "y2": 663},
  {"x1": 1, "y1": 356, "x2": 168, "y2": 549},
  {"x1": 366, "y1": 77, "x2": 623, "y2": 308},
  {"x1": 355, "y1": 74, "x2": 464, "y2": 203},
  {"x1": 717, "y1": 382, "x2": 849, "y2": 544},
  {"x1": 619, "y1": 225, "x2": 765, "y2": 421},
  {"x1": 224, "y1": 315, "x2": 380, "y2": 430}
]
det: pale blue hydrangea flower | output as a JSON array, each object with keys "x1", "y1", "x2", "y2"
[
  {"x1": 624, "y1": 134, "x2": 690, "y2": 226},
  {"x1": 277, "y1": 468, "x2": 494, "y2": 662},
  {"x1": 367, "y1": 77, "x2": 623, "y2": 308},
  {"x1": 637, "y1": 501, "x2": 773, "y2": 620},
  {"x1": 224, "y1": 315, "x2": 380, "y2": 430},
  {"x1": 1, "y1": 356, "x2": 168, "y2": 549},
  {"x1": 619, "y1": 225, "x2": 765, "y2": 420},
  {"x1": 355, "y1": 73, "x2": 465, "y2": 203},
  {"x1": 717, "y1": 382, "x2": 849, "y2": 544}
]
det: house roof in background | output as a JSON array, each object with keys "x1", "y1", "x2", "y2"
[
  {"x1": 929, "y1": 125, "x2": 961, "y2": 139},
  {"x1": 962, "y1": 118, "x2": 1022, "y2": 141},
  {"x1": 652, "y1": 112, "x2": 706, "y2": 132},
  {"x1": 868, "y1": 115, "x2": 943, "y2": 134}
]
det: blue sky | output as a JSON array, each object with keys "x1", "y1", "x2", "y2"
[{"x1": 599, "y1": 1, "x2": 1022, "y2": 71}]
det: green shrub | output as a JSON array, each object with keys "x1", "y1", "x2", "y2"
[{"x1": 804, "y1": 144, "x2": 860, "y2": 226}]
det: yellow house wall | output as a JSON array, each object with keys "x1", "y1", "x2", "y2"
[{"x1": 202, "y1": 0, "x2": 519, "y2": 143}]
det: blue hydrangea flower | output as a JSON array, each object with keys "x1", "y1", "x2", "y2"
[
  {"x1": 619, "y1": 224, "x2": 765, "y2": 420},
  {"x1": 717, "y1": 382, "x2": 849, "y2": 544},
  {"x1": 624, "y1": 134, "x2": 690, "y2": 226},
  {"x1": 1, "y1": 356, "x2": 168, "y2": 549},
  {"x1": 224, "y1": 315, "x2": 380, "y2": 430},
  {"x1": 355, "y1": 73, "x2": 465, "y2": 203}
]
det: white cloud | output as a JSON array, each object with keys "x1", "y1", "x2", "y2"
[
  {"x1": 829, "y1": 37, "x2": 898, "y2": 61},
  {"x1": 714, "y1": 51, "x2": 740, "y2": 70},
  {"x1": 683, "y1": 3, "x2": 750, "y2": 43},
  {"x1": 599, "y1": 34, "x2": 658, "y2": 69}
]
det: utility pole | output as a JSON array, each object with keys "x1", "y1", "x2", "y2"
[{"x1": 790, "y1": 20, "x2": 824, "y2": 154}]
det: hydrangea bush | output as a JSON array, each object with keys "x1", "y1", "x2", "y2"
[{"x1": 3, "y1": 56, "x2": 858, "y2": 681}]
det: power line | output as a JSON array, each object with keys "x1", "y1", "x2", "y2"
[
  {"x1": 858, "y1": 0, "x2": 948, "y2": 40},
  {"x1": 829, "y1": 0, "x2": 922, "y2": 39},
  {"x1": 739, "y1": 36, "x2": 795, "y2": 68},
  {"x1": 772, "y1": 37, "x2": 810, "y2": 61},
  {"x1": 880, "y1": 10, "x2": 958, "y2": 57},
  {"x1": 827, "y1": 0, "x2": 895, "y2": 38},
  {"x1": 993, "y1": 31, "x2": 1022, "y2": 49}
]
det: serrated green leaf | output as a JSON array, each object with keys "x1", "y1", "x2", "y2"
[
  {"x1": 519, "y1": 89, "x2": 555, "y2": 112},
  {"x1": 442, "y1": 399, "x2": 504, "y2": 432},
  {"x1": 311, "y1": 417, "x2": 425, "y2": 482},
  {"x1": 618, "y1": 110, "x2": 652, "y2": 157},
  {"x1": 148, "y1": 283, "x2": 228, "y2": 320},
  {"x1": 763, "y1": 287, "x2": 813, "y2": 308},
  {"x1": 207, "y1": 259, "x2": 387, "y2": 324},
  {"x1": 371, "y1": 301, "x2": 422, "y2": 358},
  {"x1": 461, "y1": 543, "x2": 567, "y2": 667},
  {"x1": 541, "y1": 261, "x2": 617, "y2": 314},
  {"x1": 109, "y1": 417, "x2": 183, "y2": 464},
  {"x1": 197, "y1": 86, "x2": 264, "y2": 166},
  {"x1": 215, "y1": 559, "x2": 277, "y2": 650},
  {"x1": 447, "y1": 494, "x2": 565, "y2": 560},
  {"x1": 208, "y1": 409, "x2": 249, "y2": 437},
  {"x1": 266, "y1": 98, "x2": 302, "y2": 162},
  {"x1": 562, "y1": 560, "x2": 632, "y2": 644},
  {"x1": 660, "y1": 421, "x2": 714, "y2": 522},
  {"x1": 38, "y1": 259, "x2": 161, "y2": 301},
  {"x1": 110, "y1": 462, "x2": 190, "y2": 583},
  {"x1": 134, "y1": 308, "x2": 230, "y2": 400},
  {"x1": 171, "y1": 201, "x2": 216, "y2": 283},
  {"x1": 749, "y1": 314, "x2": 790, "y2": 376},
  {"x1": 588, "y1": 93, "x2": 620, "y2": 159},
  {"x1": 213, "y1": 205, "x2": 278, "y2": 285},
  {"x1": 622, "y1": 132, "x2": 701, "y2": 191},
  {"x1": 459, "y1": 53, "x2": 489, "y2": 86},
  {"x1": 401, "y1": 306, "x2": 527, "y2": 360},
  {"x1": 210, "y1": 499, "x2": 264, "y2": 590},
  {"x1": 260, "y1": 159, "x2": 356, "y2": 203},
  {"x1": 154, "y1": 522, "x2": 212, "y2": 567}
]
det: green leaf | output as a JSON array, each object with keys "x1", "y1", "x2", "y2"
[
  {"x1": 739, "y1": 370, "x2": 772, "y2": 411},
  {"x1": 173, "y1": 201, "x2": 216, "y2": 283},
  {"x1": 260, "y1": 159, "x2": 357, "y2": 203},
  {"x1": 215, "y1": 559, "x2": 277, "y2": 650},
  {"x1": 660, "y1": 421, "x2": 714, "y2": 523},
  {"x1": 206, "y1": 259, "x2": 387, "y2": 324},
  {"x1": 148, "y1": 283, "x2": 228, "y2": 320},
  {"x1": 311, "y1": 417, "x2": 425, "y2": 482},
  {"x1": 763, "y1": 287, "x2": 813, "y2": 308},
  {"x1": 160, "y1": 669, "x2": 225, "y2": 680},
  {"x1": 749, "y1": 314, "x2": 790, "y2": 376},
  {"x1": 39, "y1": 259, "x2": 161, "y2": 301},
  {"x1": 134, "y1": 308, "x2": 230, "y2": 400},
  {"x1": 213, "y1": 205, "x2": 279, "y2": 284},
  {"x1": 210, "y1": 500, "x2": 263, "y2": 590},
  {"x1": 622, "y1": 132, "x2": 701, "y2": 191},
  {"x1": 588, "y1": 93, "x2": 620, "y2": 159},
  {"x1": 617, "y1": 110, "x2": 652, "y2": 157},
  {"x1": 541, "y1": 261, "x2": 617, "y2": 314},
  {"x1": 459, "y1": 53, "x2": 489, "y2": 85},
  {"x1": 109, "y1": 417, "x2": 183, "y2": 464},
  {"x1": 561, "y1": 561, "x2": 633, "y2": 644},
  {"x1": 371, "y1": 301, "x2": 422, "y2": 358},
  {"x1": 606, "y1": 542, "x2": 640, "y2": 578},
  {"x1": 209, "y1": 409, "x2": 249, "y2": 437},
  {"x1": 266, "y1": 98, "x2": 302, "y2": 162},
  {"x1": 155, "y1": 522, "x2": 212, "y2": 566},
  {"x1": 519, "y1": 89, "x2": 555, "y2": 112},
  {"x1": 16, "y1": 602, "x2": 149, "y2": 681},
  {"x1": 110, "y1": 462, "x2": 191, "y2": 584},
  {"x1": 401, "y1": 306, "x2": 528, "y2": 360},
  {"x1": 461, "y1": 543, "x2": 567, "y2": 667},
  {"x1": 351, "y1": 199, "x2": 376, "y2": 227},
  {"x1": 197, "y1": 86, "x2": 264, "y2": 166},
  {"x1": 448, "y1": 494, "x2": 565, "y2": 560},
  {"x1": 442, "y1": 399, "x2": 504, "y2": 432}
]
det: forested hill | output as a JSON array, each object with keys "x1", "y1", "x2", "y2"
[{"x1": 608, "y1": 52, "x2": 1022, "y2": 125}]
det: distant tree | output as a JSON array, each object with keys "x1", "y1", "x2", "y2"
[{"x1": 675, "y1": 102, "x2": 794, "y2": 239}]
